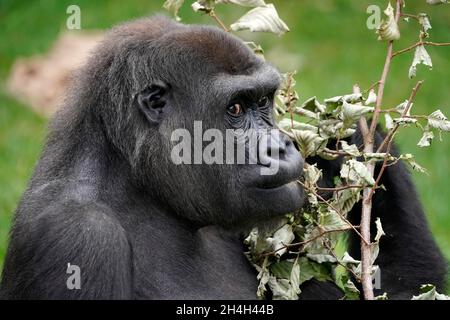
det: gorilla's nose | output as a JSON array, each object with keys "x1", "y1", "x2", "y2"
[{"x1": 257, "y1": 130, "x2": 301, "y2": 168}]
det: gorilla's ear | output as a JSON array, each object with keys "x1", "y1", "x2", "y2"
[{"x1": 136, "y1": 84, "x2": 169, "y2": 124}]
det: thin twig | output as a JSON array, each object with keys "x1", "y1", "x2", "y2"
[
  {"x1": 208, "y1": 10, "x2": 230, "y2": 32},
  {"x1": 376, "y1": 81, "x2": 424, "y2": 154},
  {"x1": 317, "y1": 185, "x2": 364, "y2": 192},
  {"x1": 392, "y1": 41, "x2": 450, "y2": 58},
  {"x1": 323, "y1": 238, "x2": 360, "y2": 281},
  {"x1": 298, "y1": 180, "x2": 369, "y2": 245},
  {"x1": 262, "y1": 226, "x2": 353, "y2": 257}
]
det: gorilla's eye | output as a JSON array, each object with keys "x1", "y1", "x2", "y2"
[
  {"x1": 227, "y1": 103, "x2": 243, "y2": 117},
  {"x1": 258, "y1": 96, "x2": 269, "y2": 108}
]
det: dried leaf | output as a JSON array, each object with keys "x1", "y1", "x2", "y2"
[
  {"x1": 428, "y1": 110, "x2": 450, "y2": 132},
  {"x1": 217, "y1": 0, "x2": 266, "y2": 7},
  {"x1": 409, "y1": 45, "x2": 433, "y2": 78},
  {"x1": 230, "y1": 4, "x2": 289, "y2": 35},
  {"x1": 377, "y1": 2, "x2": 400, "y2": 41},
  {"x1": 163, "y1": 0, "x2": 185, "y2": 21}
]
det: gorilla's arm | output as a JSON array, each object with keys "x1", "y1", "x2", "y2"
[
  {"x1": 0, "y1": 203, "x2": 132, "y2": 299},
  {"x1": 311, "y1": 128, "x2": 447, "y2": 299}
]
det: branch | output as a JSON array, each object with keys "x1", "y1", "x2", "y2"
[
  {"x1": 392, "y1": 41, "x2": 450, "y2": 58},
  {"x1": 317, "y1": 185, "x2": 364, "y2": 192},
  {"x1": 360, "y1": 0, "x2": 402, "y2": 301},
  {"x1": 208, "y1": 10, "x2": 230, "y2": 32}
]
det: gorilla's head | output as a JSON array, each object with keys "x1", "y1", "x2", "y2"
[{"x1": 79, "y1": 16, "x2": 304, "y2": 227}]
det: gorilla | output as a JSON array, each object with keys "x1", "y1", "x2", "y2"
[{"x1": 0, "y1": 16, "x2": 447, "y2": 299}]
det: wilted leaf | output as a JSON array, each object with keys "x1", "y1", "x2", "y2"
[
  {"x1": 428, "y1": 109, "x2": 450, "y2": 132},
  {"x1": 255, "y1": 257, "x2": 270, "y2": 298},
  {"x1": 409, "y1": 45, "x2": 433, "y2": 78},
  {"x1": 385, "y1": 113, "x2": 394, "y2": 130},
  {"x1": 393, "y1": 117, "x2": 418, "y2": 126},
  {"x1": 400, "y1": 154, "x2": 428, "y2": 174},
  {"x1": 230, "y1": 4, "x2": 290, "y2": 35},
  {"x1": 163, "y1": 0, "x2": 185, "y2": 20},
  {"x1": 191, "y1": 0, "x2": 215, "y2": 12},
  {"x1": 341, "y1": 252, "x2": 359, "y2": 264},
  {"x1": 377, "y1": 2, "x2": 400, "y2": 41},
  {"x1": 426, "y1": 0, "x2": 449, "y2": 5},
  {"x1": 278, "y1": 118, "x2": 317, "y2": 132},
  {"x1": 217, "y1": 0, "x2": 266, "y2": 7},
  {"x1": 266, "y1": 224, "x2": 295, "y2": 257},
  {"x1": 394, "y1": 100, "x2": 413, "y2": 116},
  {"x1": 412, "y1": 284, "x2": 450, "y2": 300},
  {"x1": 341, "y1": 141, "x2": 360, "y2": 157},
  {"x1": 294, "y1": 107, "x2": 319, "y2": 119},
  {"x1": 365, "y1": 90, "x2": 377, "y2": 105},
  {"x1": 340, "y1": 159, "x2": 376, "y2": 186},
  {"x1": 340, "y1": 100, "x2": 374, "y2": 127},
  {"x1": 268, "y1": 272, "x2": 300, "y2": 300},
  {"x1": 418, "y1": 129, "x2": 434, "y2": 147},
  {"x1": 418, "y1": 13, "x2": 432, "y2": 33},
  {"x1": 374, "y1": 218, "x2": 385, "y2": 242},
  {"x1": 324, "y1": 93, "x2": 363, "y2": 106},
  {"x1": 293, "y1": 130, "x2": 326, "y2": 158}
]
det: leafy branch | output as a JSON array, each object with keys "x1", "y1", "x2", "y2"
[{"x1": 164, "y1": 0, "x2": 450, "y2": 300}]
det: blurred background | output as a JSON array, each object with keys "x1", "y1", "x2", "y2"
[{"x1": 0, "y1": 0, "x2": 449, "y2": 287}]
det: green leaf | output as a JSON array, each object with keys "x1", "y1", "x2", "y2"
[
  {"x1": 163, "y1": 0, "x2": 185, "y2": 21},
  {"x1": 301, "y1": 96, "x2": 327, "y2": 113},
  {"x1": 270, "y1": 260, "x2": 294, "y2": 279},
  {"x1": 409, "y1": 45, "x2": 432, "y2": 78},
  {"x1": 230, "y1": 4, "x2": 290, "y2": 35},
  {"x1": 298, "y1": 258, "x2": 332, "y2": 283},
  {"x1": 377, "y1": 2, "x2": 400, "y2": 41},
  {"x1": 306, "y1": 253, "x2": 337, "y2": 263}
]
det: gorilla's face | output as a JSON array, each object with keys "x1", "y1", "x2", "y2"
[{"x1": 117, "y1": 22, "x2": 304, "y2": 226}]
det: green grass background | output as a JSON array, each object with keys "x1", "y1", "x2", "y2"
[{"x1": 0, "y1": 1, "x2": 449, "y2": 289}]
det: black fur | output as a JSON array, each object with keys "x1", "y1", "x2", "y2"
[{"x1": 0, "y1": 16, "x2": 446, "y2": 299}]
